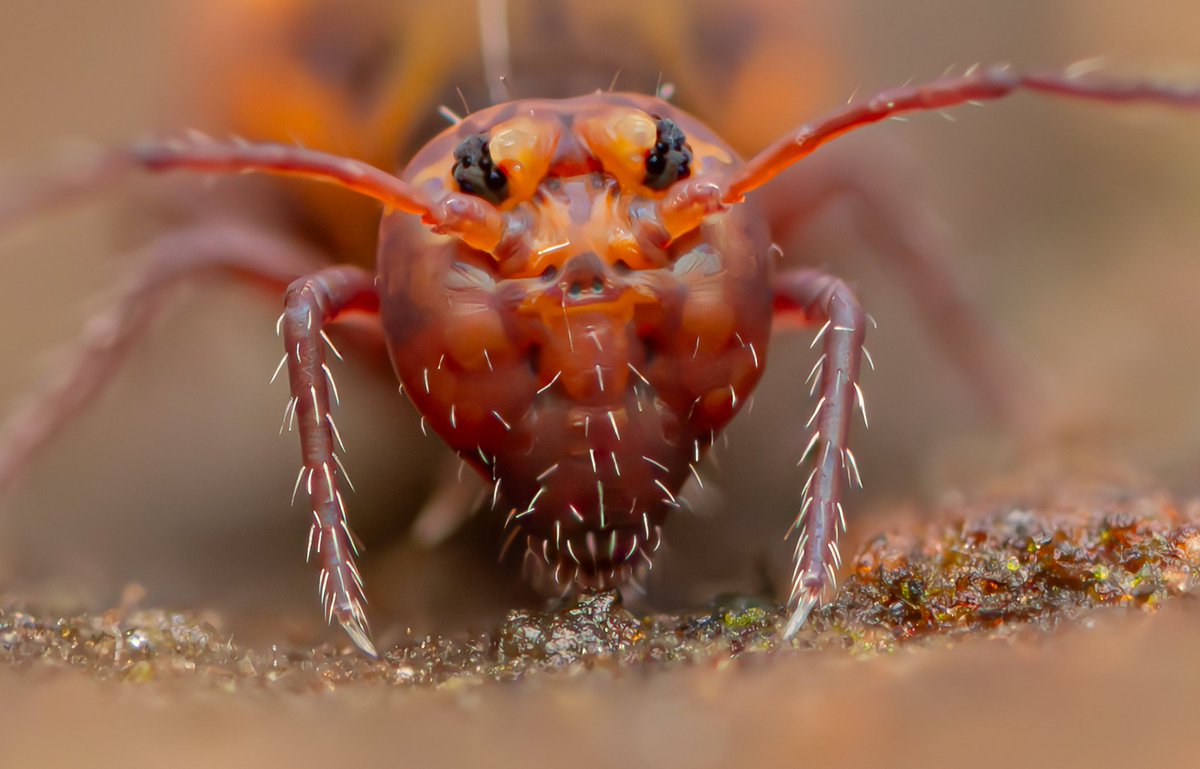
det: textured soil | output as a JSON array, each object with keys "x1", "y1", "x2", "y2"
[
  {"x1": 4, "y1": 489, "x2": 1199, "y2": 768},
  {"x1": 6, "y1": 491, "x2": 1198, "y2": 689}
]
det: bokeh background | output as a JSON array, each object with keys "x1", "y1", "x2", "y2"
[{"x1": 0, "y1": 1, "x2": 1199, "y2": 765}]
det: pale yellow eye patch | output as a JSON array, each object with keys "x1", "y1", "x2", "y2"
[
  {"x1": 576, "y1": 108, "x2": 658, "y2": 192},
  {"x1": 487, "y1": 115, "x2": 559, "y2": 205}
]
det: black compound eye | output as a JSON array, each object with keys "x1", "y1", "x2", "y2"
[
  {"x1": 643, "y1": 118, "x2": 692, "y2": 191},
  {"x1": 452, "y1": 134, "x2": 509, "y2": 205}
]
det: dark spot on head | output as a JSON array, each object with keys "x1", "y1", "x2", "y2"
[
  {"x1": 643, "y1": 118, "x2": 692, "y2": 190},
  {"x1": 453, "y1": 134, "x2": 509, "y2": 205}
]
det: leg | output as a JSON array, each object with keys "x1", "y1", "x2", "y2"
[
  {"x1": 0, "y1": 221, "x2": 323, "y2": 496},
  {"x1": 773, "y1": 268, "x2": 867, "y2": 639},
  {"x1": 409, "y1": 458, "x2": 485, "y2": 548},
  {"x1": 0, "y1": 139, "x2": 429, "y2": 229},
  {"x1": 761, "y1": 142, "x2": 1046, "y2": 432},
  {"x1": 0, "y1": 137, "x2": 504, "y2": 249},
  {"x1": 279, "y1": 265, "x2": 380, "y2": 655},
  {"x1": 727, "y1": 66, "x2": 1200, "y2": 199}
]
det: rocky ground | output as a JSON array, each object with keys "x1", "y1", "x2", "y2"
[{"x1": 3, "y1": 489, "x2": 1197, "y2": 767}]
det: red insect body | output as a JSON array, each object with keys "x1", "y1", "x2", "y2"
[
  {"x1": 3, "y1": 59, "x2": 1200, "y2": 655},
  {"x1": 381, "y1": 94, "x2": 772, "y2": 590}
]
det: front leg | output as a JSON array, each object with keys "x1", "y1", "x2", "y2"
[
  {"x1": 773, "y1": 268, "x2": 867, "y2": 639},
  {"x1": 280, "y1": 266, "x2": 380, "y2": 655}
]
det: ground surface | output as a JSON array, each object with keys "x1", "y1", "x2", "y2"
[{"x1": 4, "y1": 489, "x2": 1198, "y2": 767}]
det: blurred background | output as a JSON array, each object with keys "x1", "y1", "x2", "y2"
[
  {"x1": 2, "y1": 2, "x2": 1200, "y2": 767},
  {"x1": 0, "y1": 0, "x2": 1198, "y2": 647}
]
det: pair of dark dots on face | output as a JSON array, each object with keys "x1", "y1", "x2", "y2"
[
  {"x1": 568, "y1": 278, "x2": 606, "y2": 297},
  {"x1": 537, "y1": 266, "x2": 605, "y2": 297},
  {"x1": 451, "y1": 117, "x2": 693, "y2": 202}
]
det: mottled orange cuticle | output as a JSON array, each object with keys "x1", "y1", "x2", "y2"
[
  {"x1": 577, "y1": 108, "x2": 660, "y2": 191},
  {"x1": 378, "y1": 93, "x2": 773, "y2": 591},
  {"x1": 487, "y1": 114, "x2": 559, "y2": 205}
]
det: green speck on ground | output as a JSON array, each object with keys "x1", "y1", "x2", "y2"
[{"x1": 2, "y1": 490, "x2": 1197, "y2": 691}]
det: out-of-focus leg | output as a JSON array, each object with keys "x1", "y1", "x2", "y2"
[
  {"x1": 730, "y1": 66, "x2": 1200, "y2": 435},
  {"x1": 762, "y1": 142, "x2": 1046, "y2": 433},
  {"x1": 0, "y1": 222, "x2": 323, "y2": 496}
]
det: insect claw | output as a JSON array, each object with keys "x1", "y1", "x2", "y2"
[
  {"x1": 339, "y1": 616, "x2": 378, "y2": 658},
  {"x1": 783, "y1": 589, "x2": 820, "y2": 640}
]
